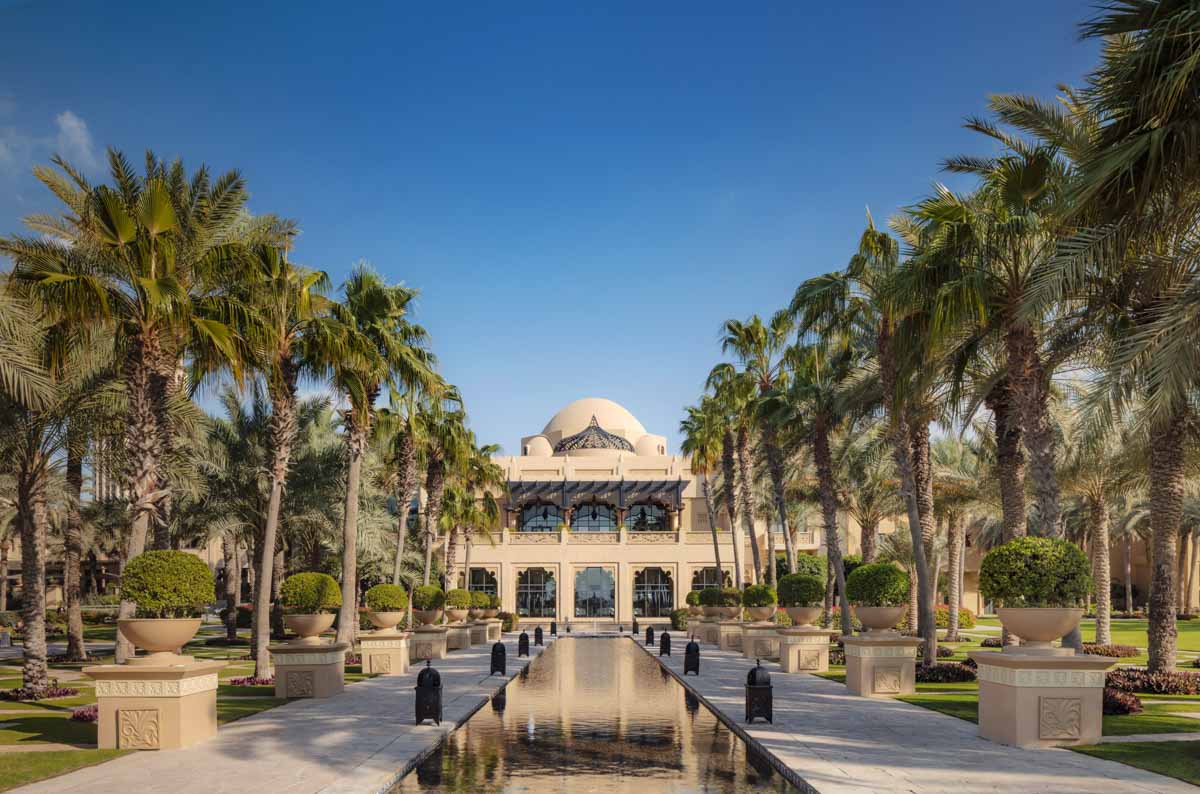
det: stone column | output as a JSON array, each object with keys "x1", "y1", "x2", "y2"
[
  {"x1": 777, "y1": 627, "x2": 838, "y2": 673},
  {"x1": 86, "y1": 659, "x2": 226, "y2": 750},
  {"x1": 360, "y1": 632, "x2": 410, "y2": 675},
  {"x1": 842, "y1": 633, "x2": 922, "y2": 697},
  {"x1": 269, "y1": 642, "x2": 351, "y2": 699}
]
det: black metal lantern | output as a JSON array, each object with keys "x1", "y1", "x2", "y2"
[
  {"x1": 414, "y1": 660, "x2": 443, "y2": 726},
  {"x1": 744, "y1": 659, "x2": 773, "y2": 724},
  {"x1": 659, "y1": 631, "x2": 671, "y2": 656},
  {"x1": 518, "y1": 631, "x2": 530, "y2": 657},
  {"x1": 534, "y1": 626, "x2": 543, "y2": 646},
  {"x1": 632, "y1": 617, "x2": 639, "y2": 636},
  {"x1": 490, "y1": 641, "x2": 506, "y2": 676},
  {"x1": 684, "y1": 690, "x2": 700, "y2": 715},
  {"x1": 684, "y1": 638, "x2": 700, "y2": 675},
  {"x1": 550, "y1": 620, "x2": 557, "y2": 636},
  {"x1": 491, "y1": 687, "x2": 506, "y2": 713},
  {"x1": 645, "y1": 626, "x2": 655, "y2": 646}
]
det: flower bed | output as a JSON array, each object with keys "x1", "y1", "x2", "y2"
[
  {"x1": 914, "y1": 662, "x2": 976, "y2": 683},
  {"x1": 1103, "y1": 688, "x2": 1144, "y2": 715},
  {"x1": 228, "y1": 675, "x2": 274, "y2": 686},
  {"x1": 1082, "y1": 643, "x2": 1140, "y2": 658},
  {"x1": 70, "y1": 704, "x2": 99, "y2": 722},
  {"x1": 1107, "y1": 669, "x2": 1200, "y2": 696},
  {"x1": 0, "y1": 684, "x2": 80, "y2": 701}
]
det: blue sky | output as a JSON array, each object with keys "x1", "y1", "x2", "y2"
[{"x1": 0, "y1": 1, "x2": 1100, "y2": 452}]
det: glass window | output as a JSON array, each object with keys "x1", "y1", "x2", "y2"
[
  {"x1": 634, "y1": 567, "x2": 674, "y2": 617},
  {"x1": 571, "y1": 503, "x2": 615, "y2": 533},
  {"x1": 516, "y1": 568, "x2": 556, "y2": 617},
  {"x1": 520, "y1": 503, "x2": 561, "y2": 532},
  {"x1": 690, "y1": 567, "x2": 731, "y2": 592},
  {"x1": 574, "y1": 567, "x2": 615, "y2": 618},
  {"x1": 628, "y1": 503, "x2": 667, "y2": 531},
  {"x1": 468, "y1": 568, "x2": 497, "y2": 596}
]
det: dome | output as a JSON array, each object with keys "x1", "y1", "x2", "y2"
[
  {"x1": 524, "y1": 436, "x2": 553, "y2": 456},
  {"x1": 542, "y1": 398, "x2": 647, "y2": 444},
  {"x1": 554, "y1": 415, "x2": 635, "y2": 454}
]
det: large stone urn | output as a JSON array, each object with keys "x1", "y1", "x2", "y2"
[
  {"x1": 364, "y1": 611, "x2": 406, "y2": 635},
  {"x1": 282, "y1": 613, "x2": 336, "y2": 645},
  {"x1": 118, "y1": 618, "x2": 202, "y2": 665},
  {"x1": 446, "y1": 608, "x2": 470, "y2": 624},
  {"x1": 784, "y1": 607, "x2": 822, "y2": 627},
  {"x1": 413, "y1": 608, "x2": 444, "y2": 626},
  {"x1": 853, "y1": 606, "x2": 906, "y2": 634},
  {"x1": 745, "y1": 605, "x2": 777, "y2": 623},
  {"x1": 996, "y1": 608, "x2": 1083, "y2": 652}
]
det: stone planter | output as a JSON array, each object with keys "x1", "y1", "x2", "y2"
[
  {"x1": 118, "y1": 618, "x2": 202, "y2": 664},
  {"x1": 446, "y1": 608, "x2": 470, "y2": 624},
  {"x1": 483, "y1": 608, "x2": 499, "y2": 618},
  {"x1": 745, "y1": 605, "x2": 777, "y2": 622},
  {"x1": 412, "y1": 608, "x2": 444, "y2": 626},
  {"x1": 853, "y1": 606, "x2": 906, "y2": 634},
  {"x1": 718, "y1": 606, "x2": 743, "y2": 620},
  {"x1": 996, "y1": 608, "x2": 1084, "y2": 652},
  {"x1": 688, "y1": 605, "x2": 703, "y2": 617},
  {"x1": 283, "y1": 613, "x2": 336, "y2": 645},
  {"x1": 702, "y1": 606, "x2": 720, "y2": 618},
  {"x1": 468, "y1": 608, "x2": 483, "y2": 621},
  {"x1": 784, "y1": 606, "x2": 822, "y2": 627},
  {"x1": 365, "y1": 611, "x2": 406, "y2": 634}
]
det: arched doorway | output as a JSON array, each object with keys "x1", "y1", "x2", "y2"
[
  {"x1": 574, "y1": 567, "x2": 615, "y2": 617},
  {"x1": 634, "y1": 567, "x2": 674, "y2": 617}
]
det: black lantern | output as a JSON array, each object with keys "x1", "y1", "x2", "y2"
[
  {"x1": 684, "y1": 638, "x2": 700, "y2": 675},
  {"x1": 414, "y1": 660, "x2": 442, "y2": 726},
  {"x1": 659, "y1": 631, "x2": 671, "y2": 656},
  {"x1": 490, "y1": 641, "x2": 506, "y2": 676},
  {"x1": 645, "y1": 626, "x2": 655, "y2": 646},
  {"x1": 632, "y1": 618, "x2": 639, "y2": 636},
  {"x1": 491, "y1": 687, "x2": 506, "y2": 713},
  {"x1": 744, "y1": 659, "x2": 773, "y2": 724},
  {"x1": 550, "y1": 620, "x2": 557, "y2": 636},
  {"x1": 534, "y1": 626, "x2": 544, "y2": 646},
  {"x1": 518, "y1": 631, "x2": 530, "y2": 657},
  {"x1": 684, "y1": 690, "x2": 700, "y2": 715}
]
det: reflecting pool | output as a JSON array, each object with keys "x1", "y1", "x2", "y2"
[{"x1": 394, "y1": 637, "x2": 796, "y2": 793}]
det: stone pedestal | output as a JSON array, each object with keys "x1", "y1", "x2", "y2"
[
  {"x1": 693, "y1": 618, "x2": 720, "y2": 645},
  {"x1": 359, "y1": 631, "x2": 410, "y2": 676},
  {"x1": 717, "y1": 620, "x2": 744, "y2": 652},
  {"x1": 742, "y1": 623, "x2": 781, "y2": 660},
  {"x1": 269, "y1": 641, "x2": 349, "y2": 699},
  {"x1": 969, "y1": 648, "x2": 1116, "y2": 748},
  {"x1": 484, "y1": 618, "x2": 502, "y2": 642},
  {"x1": 446, "y1": 623, "x2": 472, "y2": 650},
  {"x1": 777, "y1": 627, "x2": 838, "y2": 673},
  {"x1": 85, "y1": 658, "x2": 226, "y2": 750},
  {"x1": 843, "y1": 632, "x2": 922, "y2": 697},
  {"x1": 469, "y1": 621, "x2": 489, "y2": 645},
  {"x1": 409, "y1": 625, "x2": 449, "y2": 661}
]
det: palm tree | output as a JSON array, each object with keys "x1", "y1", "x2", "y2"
[
  {"x1": 834, "y1": 427, "x2": 901, "y2": 564},
  {"x1": 680, "y1": 398, "x2": 728, "y2": 582},
  {"x1": 931, "y1": 437, "x2": 991, "y2": 642},
  {"x1": 707, "y1": 366, "x2": 762, "y2": 585},
  {"x1": 418, "y1": 389, "x2": 466, "y2": 586},
  {"x1": 458, "y1": 442, "x2": 505, "y2": 590},
  {"x1": 326, "y1": 266, "x2": 433, "y2": 645}
]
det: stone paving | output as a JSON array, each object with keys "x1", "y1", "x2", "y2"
[
  {"x1": 642, "y1": 635, "x2": 1195, "y2": 794},
  {"x1": 14, "y1": 634, "x2": 552, "y2": 794}
]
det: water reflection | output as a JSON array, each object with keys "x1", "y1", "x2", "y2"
[{"x1": 394, "y1": 637, "x2": 795, "y2": 793}]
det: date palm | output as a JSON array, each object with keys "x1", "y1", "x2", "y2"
[
  {"x1": 833, "y1": 426, "x2": 902, "y2": 564},
  {"x1": 420, "y1": 400, "x2": 469, "y2": 587},
  {"x1": 680, "y1": 397, "x2": 731, "y2": 586}
]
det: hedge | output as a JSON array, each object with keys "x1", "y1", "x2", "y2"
[
  {"x1": 279, "y1": 572, "x2": 342, "y2": 613},
  {"x1": 979, "y1": 536, "x2": 1091, "y2": 607},
  {"x1": 914, "y1": 662, "x2": 976, "y2": 683},
  {"x1": 845, "y1": 563, "x2": 908, "y2": 606},
  {"x1": 364, "y1": 583, "x2": 408, "y2": 612},
  {"x1": 121, "y1": 551, "x2": 215, "y2": 618},
  {"x1": 1107, "y1": 669, "x2": 1200, "y2": 696}
]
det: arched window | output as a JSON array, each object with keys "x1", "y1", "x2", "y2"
[
  {"x1": 520, "y1": 503, "x2": 562, "y2": 532},
  {"x1": 468, "y1": 568, "x2": 497, "y2": 596},
  {"x1": 634, "y1": 567, "x2": 674, "y2": 617},
  {"x1": 627, "y1": 503, "x2": 667, "y2": 532},
  {"x1": 516, "y1": 568, "x2": 556, "y2": 617},
  {"x1": 574, "y1": 567, "x2": 615, "y2": 617},
  {"x1": 570, "y1": 502, "x2": 615, "y2": 532},
  {"x1": 690, "y1": 567, "x2": 731, "y2": 592}
]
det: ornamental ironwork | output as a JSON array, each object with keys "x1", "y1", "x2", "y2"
[{"x1": 553, "y1": 415, "x2": 635, "y2": 453}]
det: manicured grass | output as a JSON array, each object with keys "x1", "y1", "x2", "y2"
[
  {"x1": 0, "y1": 749, "x2": 127, "y2": 793},
  {"x1": 0, "y1": 714, "x2": 98, "y2": 746},
  {"x1": 1104, "y1": 703, "x2": 1200, "y2": 736},
  {"x1": 898, "y1": 693, "x2": 979, "y2": 723},
  {"x1": 1073, "y1": 741, "x2": 1200, "y2": 786},
  {"x1": 217, "y1": 696, "x2": 284, "y2": 724}
]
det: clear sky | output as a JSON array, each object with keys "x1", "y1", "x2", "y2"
[{"x1": 0, "y1": 1, "x2": 1100, "y2": 453}]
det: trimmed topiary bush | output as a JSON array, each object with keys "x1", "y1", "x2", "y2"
[
  {"x1": 742, "y1": 584, "x2": 777, "y2": 607},
  {"x1": 412, "y1": 585, "x2": 445, "y2": 610},
  {"x1": 685, "y1": 590, "x2": 701, "y2": 607},
  {"x1": 499, "y1": 611, "x2": 519, "y2": 632},
  {"x1": 793, "y1": 553, "x2": 825, "y2": 579},
  {"x1": 470, "y1": 591, "x2": 491, "y2": 609},
  {"x1": 1103, "y1": 688, "x2": 1144, "y2": 715},
  {"x1": 717, "y1": 587, "x2": 742, "y2": 607},
  {"x1": 670, "y1": 608, "x2": 690, "y2": 631},
  {"x1": 979, "y1": 536, "x2": 1092, "y2": 607},
  {"x1": 487, "y1": 593, "x2": 501, "y2": 609},
  {"x1": 279, "y1": 572, "x2": 342, "y2": 614},
  {"x1": 364, "y1": 583, "x2": 408, "y2": 612},
  {"x1": 778, "y1": 573, "x2": 824, "y2": 607},
  {"x1": 121, "y1": 550, "x2": 215, "y2": 618},
  {"x1": 845, "y1": 562, "x2": 909, "y2": 606},
  {"x1": 697, "y1": 588, "x2": 722, "y2": 607},
  {"x1": 446, "y1": 588, "x2": 471, "y2": 609},
  {"x1": 934, "y1": 605, "x2": 976, "y2": 629}
]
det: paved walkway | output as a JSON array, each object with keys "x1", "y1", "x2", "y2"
[
  {"x1": 642, "y1": 637, "x2": 1195, "y2": 793},
  {"x1": 14, "y1": 634, "x2": 551, "y2": 794}
]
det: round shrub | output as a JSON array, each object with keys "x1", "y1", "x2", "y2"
[
  {"x1": 470, "y1": 591, "x2": 491, "y2": 609},
  {"x1": 717, "y1": 587, "x2": 742, "y2": 607},
  {"x1": 412, "y1": 585, "x2": 445, "y2": 610},
  {"x1": 697, "y1": 588, "x2": 722, "y2": 607},
  {"x1": 121, "y1": 551, "x2": 215, "y2": 618},
  {"x1": 363, "y1": 583, "x2": 408, "y2": 612},
  {"x1": 279, "y1": 572, "x2": 341, "y2": 614},
  {"x1": 742, "y1": 584, "x2": 777, "y2": 607},
  {"x1": 446, "y1": 588, "x2": 471, "y2": 609},
  {"x1": 487, "y1": 593, "x2": 501, "y2": 609},
  {"x1": 499, "y1": 611, "x2": 518, "y2": 632},
  {"x1": 793, "y1": 553, "x2": 825, "y2": 579},
  {"x1": 778, "y1": 573, "x2": 824, "y2": 607},
  {"x1": 979, "y1": 536, "x2": 1092, "y2": 607},
  {"x1": 934, "y1": 605, "x2": 977, "y2": 629},
  {"x1": 845, "y1": 562, "x2": 908, "y2": 606},
  {"x1": 685, "y1": 590, "x2": 701, "y2": 607},
  {"x1": 670, "y1": 608, "x2": 690, "y2": 631}
]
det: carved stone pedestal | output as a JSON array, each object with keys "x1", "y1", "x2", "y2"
[
  {"x1": 470, "y1": 621, "x2": 489, "y2": 645},
  {"x1": 968, "y1": 648, "x2": 1116, "y2": 748},
  {"x1": 693, "y1": 618, "x2": 720, "y2": 645},
  {"x1": 446, "y1": 623, "x2": 472, "y2": 650},
  {"x1": 359, "y1": 631, "x2": 410, "y2": 676},
  {"x1": 717, "y1": 620, "x2": 744, "y2": 652},
  {"x1": 409, "y1": 625, "x2": 449, "y2": 661},
  {"x1": 777, "y1": 627, "x2": 838, "y2": 673},
  {"x1": 269, "y1": 641, "x2": 349, "y2": 699},
  {"x1": 742, "y1": 623, "x2": 781, "y2": 660},
  {"x1": 843, "y1": 632, "x2": 921, "y2": 697},
  {"x1": 85, "y1": 658, "x2": 226, "y2": 750},
  {"x1": 484, "y1": 618, "x2": 502, "y2": 642}
]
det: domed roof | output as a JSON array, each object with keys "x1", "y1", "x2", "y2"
[
  {"x1": 542, "y1": 398, "x2": 647, "y2": 443},
  {"x1": 554, "y1": 415, "x2": 635, "y2": 454}
]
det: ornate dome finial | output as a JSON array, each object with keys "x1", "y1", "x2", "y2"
[{"x1": 554, "y1": 414, "x2": 635, "y2": 453}]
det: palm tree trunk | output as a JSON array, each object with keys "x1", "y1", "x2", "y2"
[
  {"x1": 248, "y1": 530, "x2": 262, "y2": 659},
  {"x1": 445, "y1": 526, "x2": 460, "y2": 591},
  {"x1": 18, "y1": 459, "x2": 49, "y2": 693},
  {"x1": 1148, "y1": 419, "x2": 1184, "y2": 673},
  {"x1": 0, "y1": 541, "x2": 9, "y2": 612},
  {"x1": 822, "y1": 558, "x2": 834, "y2": 626},
  {"x1": 423, "y1": 459, "x2": 445, "y2": 586},
  {"x1": 735, "y1": 426, "x2": 762, "y2": 585},
  {"x1": 908, "y1": 420, "x2": 939, "y2": 665},
  {"x1": 1005, "y1": 325, "x2": 1060, "y2": 535},
  {"x1": 1188, "y1": 528, "x2": 1199, "y2": 614},
  {"x1": 1177, "y1": 530, "x2": 1191, "y2": 613},
  {"x1": 720, "y1": 431, "x2": 744, "y2": 590},
  {"x1": 392, "y1": 431, "x2": 417, "y2": 585},
  {"x1": 906, "y1": 568, "x2": 919, "y2": 634},
  {"x1": 271, "y1": 547, "x2": 285, "y2": 640},
  {"x1": 813, "y1": 419, "x2": 851, "y2": 635},
  {"x1": 764, "y1": 428, "x2": 797, "y2": 574},
  {"x1": 64, "y1": 436, "x2": 87, "y2": 661},
  {"x1": 336, "y1": 419, "x2": 368, "y2": 646},
  {"x1": 701, "y1": 472, "x2": 724, "y2": 578},
  {"x1": 1125, "y1": 534, "x2": 1134, "y2": 614},
  {"x1": 255, "y1": 378, "x2": 297, "y2": 676},
  {"x1": 767, "y1": 528, "x2": 778, "y2": 588},
  {"x1": 1091, "y1": 494, "x2": 1112, "y2": 645},
  {"x1": 861, "y1": 518, "x2": 879, "y2": 564},
  {"x1": 946, "y1": 511, "x2": 964, "y2": 642},
  {"x1": 987, "y1": 379, "x2": 1027, "y2": 542},
  {"x1": 222, "y1": 532, "x2": 239, "y2": 642}
]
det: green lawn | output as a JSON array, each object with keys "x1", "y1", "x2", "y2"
[
  {"x1": 0, "y1": 749, "x2": 127, "y2": 793},
  {"x1": 0, "y1": 714, "x2": 99, "y2": 746},
  {"x1": 1074, "y1": 741, "x2": 1200, "y2": 787}
]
